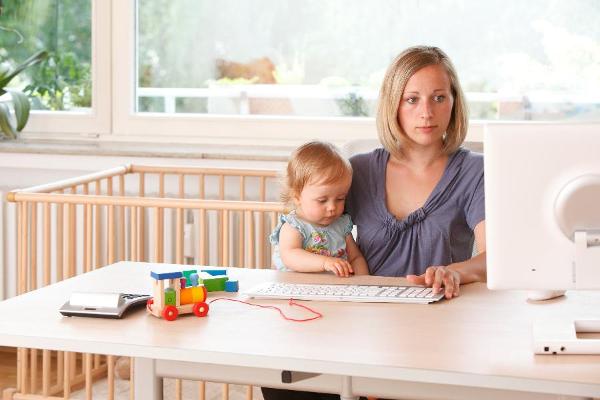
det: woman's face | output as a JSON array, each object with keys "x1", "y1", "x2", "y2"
[{"x1": 397, "y1": 64, "x2": 454, "y2": 150}]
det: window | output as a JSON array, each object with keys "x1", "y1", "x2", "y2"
[
  {"x1": 4, "y1": 1, "x2": 600, "y2": 143},
  {"x1": 1, "y1": 0, "x2": 110, "y2": 136},
  {"x1": 134, "y1": 1, "x2": 600, "y2": 122}
]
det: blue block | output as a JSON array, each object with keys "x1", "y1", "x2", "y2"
[
  {"x1": 201, "y1": 268, "x2": 227, "y2": 276},
  {"x1": 190, "y1": 273, "x2": 199, "y2": 287},
  {"x1": 224, "y1": 279, "x2": 239, "y2": 292},
  {"x1": 151, "y1": 270, "x2": 183, "y2": 280}
]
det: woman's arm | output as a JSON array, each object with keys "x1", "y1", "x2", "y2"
[
  {"x1": 278, "y1": 223, "x2": 354, "y2": 277},
  {"x1": 448, "y1": 220, "x2": 487, "y2": 283},
  {"x1": 345, "y1": 235, "x2": 369, "y2": 275},
  {"x1": 407, "y1": 220, "x2": 487, "y2": 298}
]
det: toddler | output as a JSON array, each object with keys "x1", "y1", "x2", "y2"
[{"x1": 270, "y1": 141, "x2": 369, "y2": 277}]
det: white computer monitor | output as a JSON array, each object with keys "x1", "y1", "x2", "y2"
[
  {"x1": 485, "y1": 122, "x2": 600, "y2": 291},
  {"x1": 484, "y1": 122, "x2": 600, "y2": 354}
]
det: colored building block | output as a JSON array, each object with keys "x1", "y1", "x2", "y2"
[
  {"x1": 201, "y1": 268, "x2": 227, "y2": 276},
  {"x1": 189, "y1": 273, "x2": 199, "y2": 287},
  {"x1": 164, "y1": 288, "x2": 176, "y2": 306},
  {"x1": 182, "y1": 269, "x2": 198, "y2": 285},
  {"x1": 224, "y1": 279, "x2": 239, "y2": 292},
  {"x1": 199, "y1": 272, "x2": 229, "y2": 292},
  {"x1": 151, "y1": 270, "x2": 183, "y2": 280}
]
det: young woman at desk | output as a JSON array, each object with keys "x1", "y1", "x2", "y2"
[{"x1": 261, "y1": 45, "x2": 487, "y2": 400}]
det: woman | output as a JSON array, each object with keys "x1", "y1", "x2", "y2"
[
  {"x1": 261, "y1": 45, "x2": 486, "y2": 400},
  {"x1": 347, "y1": 45, "x2": 486, "y2": 299}
]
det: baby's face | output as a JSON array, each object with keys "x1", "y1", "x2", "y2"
[{"x1": 294, "y1": 175, "x2": 352, "y2": 227}]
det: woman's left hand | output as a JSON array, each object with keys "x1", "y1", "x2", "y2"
[{"x1": 406, "y1": 266, "x2": 461, "y2": 299}]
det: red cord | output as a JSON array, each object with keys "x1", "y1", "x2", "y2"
[{"x1": 208, "y1": 297, "x2": 322, "y2": 322}]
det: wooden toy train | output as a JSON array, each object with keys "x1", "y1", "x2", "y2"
[{"x1": 147, "y1": 267, "x2": 239, "y2": 321}]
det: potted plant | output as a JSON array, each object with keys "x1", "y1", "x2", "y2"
[{"x1": 0, "y1": 50, "x2": 47, "y2": 139}]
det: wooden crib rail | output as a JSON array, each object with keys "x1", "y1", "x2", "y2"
[{"x1": 4, "y1": 165, "x2": 285, "y2": 400}]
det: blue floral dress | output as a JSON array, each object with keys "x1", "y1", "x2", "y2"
[{"x1": 269, "y1": 212, "x2": 354, "y2": 270}]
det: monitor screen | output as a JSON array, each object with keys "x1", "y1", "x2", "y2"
[{"x1": 485, "y1": 123, "x2": 600, "y2": 290}]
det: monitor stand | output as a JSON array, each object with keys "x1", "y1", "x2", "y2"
[
  {"x1": 527, "y1": 290, "x2": 565, "y2": 301},
  {"x1": 533, "y1": 319, "x2": 600, "y2": 354}
]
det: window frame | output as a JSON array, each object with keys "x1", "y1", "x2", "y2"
[{"x1": 21, "y1": 0, "x2": 111, "y2": 139}]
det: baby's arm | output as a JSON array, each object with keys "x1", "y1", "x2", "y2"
[
  {"x1": 345, "y1": 234, "x2": 369, "y2": 275},
  {"x1": 278, "y1": 223, "x2": 354, "y2": 277}
]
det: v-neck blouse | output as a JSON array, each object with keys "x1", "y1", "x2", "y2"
[{"x1": 346, "y1": 147, "x2": 485, "y2": 276}]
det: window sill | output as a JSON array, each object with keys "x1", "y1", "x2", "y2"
[{"x1": 0, "y1": 138, "x2": 293, "y2": 162}]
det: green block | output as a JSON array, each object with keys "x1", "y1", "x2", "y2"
[
  {"x1": 201, "y1": 276, "x2": 228, "y2": 292},
  {"x1": 164, "y1": 288, "x2": 176, "y2": 305}
]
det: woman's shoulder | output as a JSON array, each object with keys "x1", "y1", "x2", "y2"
[
  {"x1": 349, "y1": 147, "x2": 387, "y2": 171},
  {"x1": 451, "y1": 147, "x2": 483, "y2": 172}
]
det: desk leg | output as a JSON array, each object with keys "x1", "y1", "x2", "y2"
[
  {"x1": 341, "y1": 376, "x2": 358, "y2": 400},
  {"x1": 134, "y1": 357, "x2": 163, "y2": 400}
]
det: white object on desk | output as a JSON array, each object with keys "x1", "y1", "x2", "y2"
[
  {"x1": 60, "y1": 292, "x2": 151, "y2": 318},
  {"x1": 243, "y1": 282, "x2": 444, "y2": 304}
]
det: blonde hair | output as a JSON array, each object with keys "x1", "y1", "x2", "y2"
[
  {"x1": 377, "y1": 45, "x2": 468, "y2": 156},
  {"x1": 281, "y1": 141, "x2": 352, "y2": 205}
]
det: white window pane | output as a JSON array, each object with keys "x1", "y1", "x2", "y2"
[
  {"x1": 1, "y1": 0, "x2": 92, "y2": 112},
  {"x1": 136, "y1": 0, "x2": 600, "y2": 121}
]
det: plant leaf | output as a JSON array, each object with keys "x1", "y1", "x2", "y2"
[
  {"x1": 0, "y1": 50, "x2": 48, "y2": 88},
  {"x1": 0, "y1": 103, "x2": 17, "y2": 139},
  {"x1": 8, "y1": 90, "x2": 31, "y2": 131}
]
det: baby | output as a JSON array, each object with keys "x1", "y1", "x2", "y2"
[{"x1": 270, "y1": 141, "x2": 368, "y2": 277}]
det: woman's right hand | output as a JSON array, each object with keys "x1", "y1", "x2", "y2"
[{"x1": 322, "y1": 257, "x2": 354, "y2": 277}]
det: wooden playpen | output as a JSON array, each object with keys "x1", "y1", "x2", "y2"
[{"x1": 4, "y1": 164, "x2": 286, "y2": 400}]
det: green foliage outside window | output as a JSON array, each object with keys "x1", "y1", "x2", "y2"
[{"x1": 0, "y1": 0, "x2": 91, "y2": 111}]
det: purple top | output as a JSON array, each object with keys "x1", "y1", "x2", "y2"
[{"x1": 346, "y1": 147, "x2": 485, "y2": 277}]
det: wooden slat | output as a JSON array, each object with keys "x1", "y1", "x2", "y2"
[
  {"x1": 95, "y1": 181, "x2": 102, "y2": 269},
  {"x1": 238, "y1": 177, "x2": 246, "y2": 267},
  {"x1": 83, "y1": 184, "x2": 89, "y2": 274},
  {"x1": 222, "y1": 383, "x2": 229, "y2": 400},
  {"x1": 63, "y1": 352, "x2": 71, "y2": 399},
  {"x1": 247, "y1": 211, "x2": 255, "y2": 269},
  {"x1": 56, "y1": 192, "x2": 64, "y2": 283},
  {"x1": 199, "y1": 175, "x2": 206, "y2": 264},
  {"x1": 158, "y1": 173, "x2": 165, "y2": 262},
  {"x1": 42, "y1": 349, "x2": 51, "y2": 396},
  {"x1": 222, "y1": 210, "x2": 229, "y2": 266},
  {"x1": 138, "y1": 172, "x2": 145, "y2": 261},
  {"x1": 84, "y1": 353, "x2": 92, "y2": 400},
  {"x1": 175, "y1": 378, "x2": 182, "y2": 400},
  {"x1": 107, "y1": 177, "x2": 115, "y2": 264},
  {"x1": 18, "y1": 202, "x2": 26, "y2": 295},
  {"x1": 130, "y1": 206, "x2": 137, "y2": 262},
  {"x1": 119, "y1": 175, "x2": 125, "y2": 261},
  {"x1": 30, "y1": 348, "x2": 37, "y2": 395},
  {"x1": 196, "y1": 381, "x2": 205, "y2": 400},
  {"x1": 176, "y1": 174, "x2": 185, "y2": 264},
  {"x1": 68, "y1": 187, "x2": 76, "y2": 278},
  {"x1": 107, "y1": 355, "x2": 115, "y2": 400},
  {"x1": 30, "y1": 203, "x2": 37, "y2": 291},
  {"x1": 85, "y1": 203, "x2": 93, "y2": 273},
  {"x1": 43, "y1": 202, "x2": 51, "y2": 286}
]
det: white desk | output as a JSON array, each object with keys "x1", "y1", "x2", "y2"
[{"x1": 0, "y1": 261, "x2": 599, "y2": 400}]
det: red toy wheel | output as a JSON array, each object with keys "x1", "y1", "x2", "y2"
[
  {"x1": 146, "y1": 298, "x2": 154, "y2": 311},
  {"x1": 162, "y1": 305, "x2": 179, "y2": 321},
  {"x1": 193, "y1": 302, "x2": 209, "y2": 317}
]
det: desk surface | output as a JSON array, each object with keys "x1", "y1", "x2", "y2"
[{"x1": 0, "y1": 262, "x2": 599, "y2": 397}]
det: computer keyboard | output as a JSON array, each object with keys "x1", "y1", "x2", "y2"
[{"x1": 243, "y1": 282, "x2": 444, "y2": 304}]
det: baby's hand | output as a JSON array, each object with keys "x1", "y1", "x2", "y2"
[{"x1": 322, "y1": 258, "x2": 354, "y2": 277}]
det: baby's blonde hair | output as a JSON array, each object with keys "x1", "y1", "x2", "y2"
[{"x1": 282, "y1": 141, "x2": 352, "y2": 205}]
